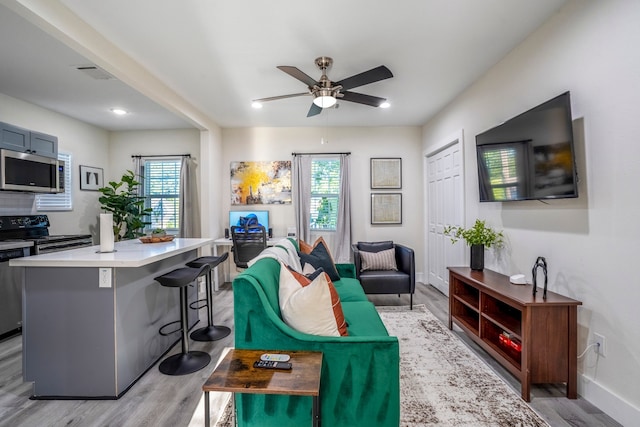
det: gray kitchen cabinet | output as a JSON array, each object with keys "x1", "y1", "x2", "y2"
[{"x1": 0, "y1": 122, "x2": 58, "y2": 159}]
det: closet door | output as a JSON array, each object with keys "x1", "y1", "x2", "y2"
[{"x1": 426, "y1": 136, "x2": 464, "y2": 296}]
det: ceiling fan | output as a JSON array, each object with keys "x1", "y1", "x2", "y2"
[{"x1": 252, "y1": 57, "x2": 393, "y2": 117}]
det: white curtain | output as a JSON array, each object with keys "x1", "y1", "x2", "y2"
[
  {"x1": 333, "y1": 153, "x2": 351, "y2": 262},
  {"x1": 292, "y1": 153, "x2": 351, "y2": 262},
  {"x1": 132, "y1": 157, "x2": 143, "y2": 197},
  {"x1": 292, "y1": 155, "x2": 312, "y2": 244},
  {"x1": 180, "y1": 156, "x2": 201, "y2": 237}
]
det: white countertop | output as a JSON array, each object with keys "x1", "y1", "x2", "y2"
[
  {"x1": 9, "y1": 237, "x2": 213, "y2": 268},
  {"x1": 0, "y1": 240, "x2": 33, "y2": 251}
]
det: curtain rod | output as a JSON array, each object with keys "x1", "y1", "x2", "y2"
[
  {"x1": 131, "y1": 154, "x2": 191, "y2": 158},
  {"x1": 291, "y1": 152, "x2": 350, "y2": 156}
]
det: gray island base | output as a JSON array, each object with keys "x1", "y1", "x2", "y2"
[{"x1": 11, "y1": 238, "x2": 213, "y2": 398}]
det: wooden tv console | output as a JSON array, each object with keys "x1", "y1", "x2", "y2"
[{"x1": 447, "y1": 267, "x2": 582, "y2": 401}]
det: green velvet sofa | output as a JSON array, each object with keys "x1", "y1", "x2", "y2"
[{"x1": 233, "y1": 256, "x2": 400, "y2": 427}]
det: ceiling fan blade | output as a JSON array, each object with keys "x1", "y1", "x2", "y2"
[
  {"x1": 307, "y1": 103, "x2": 322, "y2": 117},
  {"x1": 340, "y1": 91, "x2": 387, "y2": 107},
  {"x1": 253, "y1": 92, "x2": 309, "y2": 103},
  {"x1": 277, "y1": 66, "x2": 318, "y2": 87},
  {"x1": 336, "y1": 65, "x2": 393, "y2": 91}
]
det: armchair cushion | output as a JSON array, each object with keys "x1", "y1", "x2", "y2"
[
  {"x1": 359, "y1": 247, "x2": 398, "y2": 271},
  {"x1": 357, "y1": 240, "x2": 394, "y2": 253}
]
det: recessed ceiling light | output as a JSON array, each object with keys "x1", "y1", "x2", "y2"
[
  {"x1": 111, "y1": 108, "x2": 128, "y2": 115},
  {"x1": 251, "y1": 101, "x2": 263, "y2": 109},
  {"x1": 380, "y1": 102, "x2": 391, "y2": 109}
]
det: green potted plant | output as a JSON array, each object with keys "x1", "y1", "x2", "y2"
[
  {"x1": 443, "y1": 219, "x2": 504, "y2": 270},
  {"x1": 98, "y1": 170, "x2": 152, "y2": 241}
]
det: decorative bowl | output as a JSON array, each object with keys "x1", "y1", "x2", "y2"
[{"x1": 139, "y1": 235, "x2": 175, "y2": 244}]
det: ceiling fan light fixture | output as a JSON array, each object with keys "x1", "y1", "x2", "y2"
[
  {"x1": 380, "y1": 101, "x2": 391, "y2": 109},
  {"x1": 251, "y1": 101, "x2": 263, "y2": 109},
  {"x1": 313, "y1": 89, "x2": 337, "y2": 108}
]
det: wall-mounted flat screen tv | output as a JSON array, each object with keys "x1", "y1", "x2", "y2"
[
  {"x1": 476, "y1": 91, "x2": 578, "y2": 202},
  {"x1": 229, "y1": 210, "x2": 269, "y2": 231}
]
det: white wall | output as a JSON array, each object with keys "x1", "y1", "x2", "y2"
[
  {"x1": 0, "y1": 93, "x2": 109, "y2": 238},
  {"x1": 108, "y1": 129, "x2": 201, "y2": 239},
  {"x1": 421, "y1": 1, "x2": 640, "y2": 424},
  {"x1": 222, "y1": 126, "x2": 423, "y2": 270},
  {"x1": 108, "y1": 128, "x2": 200, "y2": 182}
]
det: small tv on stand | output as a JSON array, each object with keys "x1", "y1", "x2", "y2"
[{"x1": 229, "y1": 210, "x2": 269, "y2": 232}]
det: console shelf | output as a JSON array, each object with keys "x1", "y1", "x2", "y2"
[{"x1": 448, "y1": 267, "x2": 582, "y2": 401}]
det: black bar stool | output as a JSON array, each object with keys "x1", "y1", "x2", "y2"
[
  {"x1": 155, "y1": 265, "x2": 211, "y2": 375},
  {"x1": 186, "y1": 253, "x2": 231, "y2": 342}
]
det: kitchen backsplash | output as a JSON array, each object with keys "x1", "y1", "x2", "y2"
[{"x1": 0, "y1": 191, "x2": 36, "y2": 216}]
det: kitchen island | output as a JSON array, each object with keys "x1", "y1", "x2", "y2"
[{"x1": 10, "y1": 238, "x2": 213, "y2": 398}]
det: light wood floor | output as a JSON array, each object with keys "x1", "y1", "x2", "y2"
[{"x1": 0, "y1": 282, "x2": 621, "y2": 427}]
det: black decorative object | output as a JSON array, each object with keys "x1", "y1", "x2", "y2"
[
  {"x1": 532, "y1": 256, "x2": 548, "y2": 299},
  {"x1": 470, "y1": 244, "x2": 484, "y2": 270}
]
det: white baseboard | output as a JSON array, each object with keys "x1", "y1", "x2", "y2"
[
  {"x1": 579, "y1": 374, "x2": 639, "y2": 427},
  {"x1": 416, "y1": 272, "x2": 425, "y2": 284}
]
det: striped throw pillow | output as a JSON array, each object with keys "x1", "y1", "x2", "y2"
[{"x1": 360, "y1": 248, "x2": 398, "y2": 272}]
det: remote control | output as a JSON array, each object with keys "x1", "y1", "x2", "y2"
[
  {"x1": 260, "y1": 353, "x2": 291, "y2": 362},
  {"x1": 253, "y1": 360, "x2": 292, "y2": 370}
]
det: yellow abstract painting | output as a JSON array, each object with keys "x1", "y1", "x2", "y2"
[{"x1": 230, "y1": 161, "x2": 292, "y2": 205}]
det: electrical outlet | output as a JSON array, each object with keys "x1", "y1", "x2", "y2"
[
  {"x1": 99, "y1": 267, "x2": 112, "y2": 288},
  {"x1": 594, "y1": 333, "x2": 606, "y2": 357}
]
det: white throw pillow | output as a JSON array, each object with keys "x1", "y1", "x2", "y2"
[{"x1": 278, "y1": 262, "x2": 347, "y2": 336}]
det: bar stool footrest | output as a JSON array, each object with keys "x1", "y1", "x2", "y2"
[
  {"x1": 159, "y1": 320, "x2": 182, "y2": 336},
  {"x1": 189, "y1": 298, "x2": 208, "y2": 310}
]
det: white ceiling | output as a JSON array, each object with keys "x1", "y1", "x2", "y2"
[{"x1": 0, "y1": 0, "x2": 567, "y2": 131}]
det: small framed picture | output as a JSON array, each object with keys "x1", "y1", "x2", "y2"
[
  {"x1": 371, "y1": 193, "x2": 402, "y2": 225},
  {"x1": 79, "y1": 165, "x2": 104, "y2": 191},
  {"x1": 371, "y1": 158, "x2": 402, "y2": 189}
]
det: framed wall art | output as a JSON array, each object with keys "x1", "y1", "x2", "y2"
[
  {"x1": 230, "y1": 160, "x2": 292, "y2": 205},
  {"x1": 79, "y1": 165, "x2": 103, "y2": 191},
  {"x1": 370, "y1": 157, "x2": 402, "y2": 189},
  {"x1": 371, "y1": 193, "x2": 402, "y2": 225}
]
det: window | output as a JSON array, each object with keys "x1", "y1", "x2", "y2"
[
  {"x1": 310, "y1": 158, "x2": 340, "y2": 231},
  {"x1": 142, "y1": 158, "x2": 181, "y2": 232},
  {"x1": 36, "y1": 152, "x2": 72, "y2": 211}
]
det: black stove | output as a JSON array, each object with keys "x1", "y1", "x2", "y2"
[{"x1": 0, "y1": 215, "x2": 93, "y2": 254}]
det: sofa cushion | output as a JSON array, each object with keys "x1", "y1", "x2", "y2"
[
  {"x1": 298, "y1": 237, "x2": 340, "y2": 282},
  {"x1": 332, "y1": 277, "x2": 369, "y2": 302},
  {"x1": 278, "y1": 262, "x2": 348, "y2": 336},
  {"x1": 357, "y1": 240, "x2": 394, "y2": 253},
  {"x1": 360, "y1": 247, "x2": 398, "y2": 272},
  {"x1": 342, "y1": 301, "x2": 389, "y2": 336}
]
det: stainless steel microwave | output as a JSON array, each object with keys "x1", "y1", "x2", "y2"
[{"x1": 0, "y1": 149, "x2": 63, "y2": 193}]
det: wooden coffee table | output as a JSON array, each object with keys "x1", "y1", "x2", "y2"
[{"x1": 202, "y1": 349, "x2": 323, "y2": 427}]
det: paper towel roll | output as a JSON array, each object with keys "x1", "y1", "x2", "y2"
[{"x1": 100, "y1": 213, "x2": 115, "y2": 253}]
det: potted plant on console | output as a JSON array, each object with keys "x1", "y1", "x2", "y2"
[
  {"x1": 98, "y1": 170, "x2": 152, "y2": 241},
  {"x1": 444, "y1": 219, "x2": 504, "y2": 270}
]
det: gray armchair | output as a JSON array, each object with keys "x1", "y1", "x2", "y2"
[{"x1": 352, "y1": 241, "x2": 415, "y2": 309}]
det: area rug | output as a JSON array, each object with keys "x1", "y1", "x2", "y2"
[
  {"x1": 201, "y1": 305, "x2": 549, "y2": 426},
  {"x1": 378, "y1": 304, "x2": 549, "y2": 426}
]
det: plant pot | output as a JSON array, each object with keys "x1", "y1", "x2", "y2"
[{"x1": 470, "y1": 244, "x2": 484, "y2": 270}]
